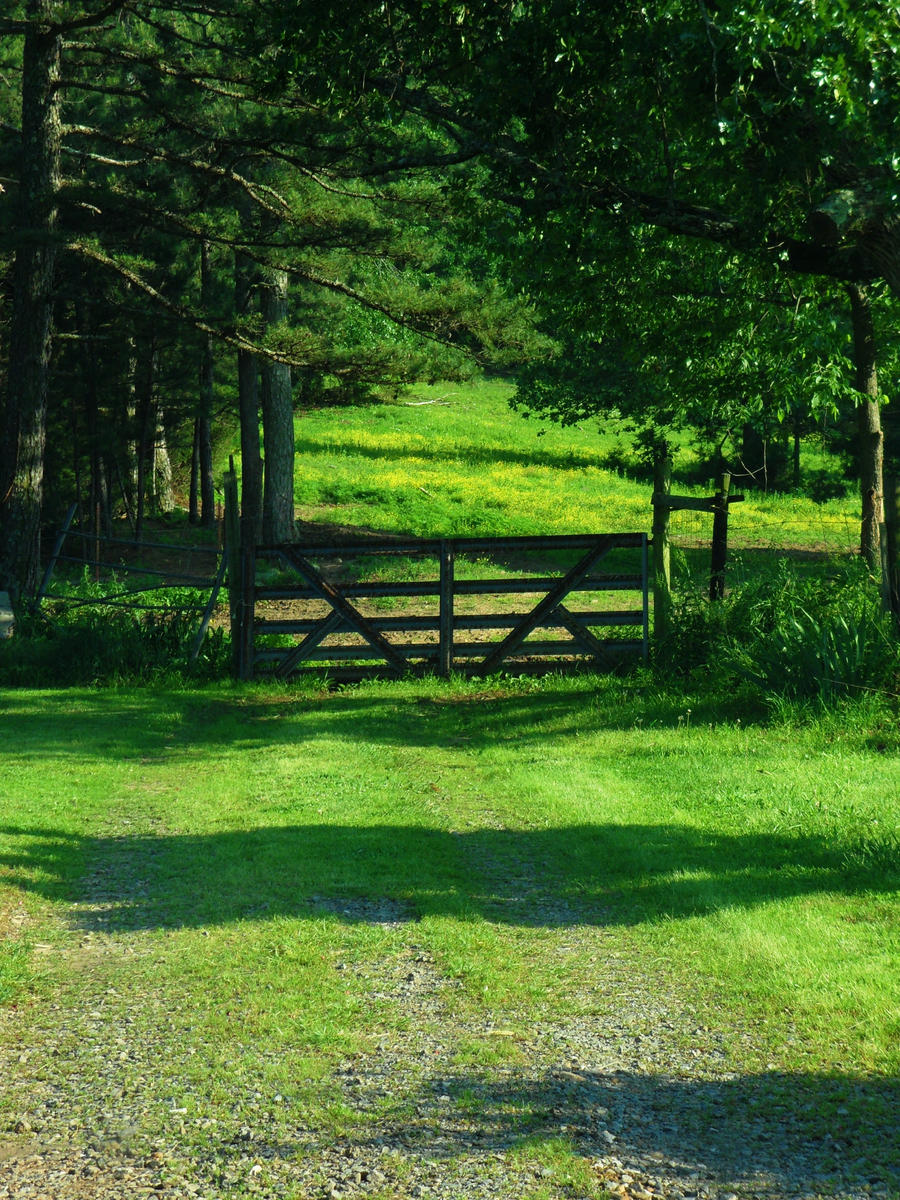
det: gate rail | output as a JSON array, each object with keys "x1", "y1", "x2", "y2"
[{"x1": 235, "y1": 532, "x2": 649, "y2": 680}]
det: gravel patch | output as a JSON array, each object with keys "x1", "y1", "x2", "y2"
[{"x1": 1, "y1": 864, "x2": 897, "y2": 1200}]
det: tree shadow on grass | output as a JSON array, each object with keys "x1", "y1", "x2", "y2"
[
  {"x1": 0, "y1": 818, "x2": 895, "y2": 933},
  {"x1": 2, "y1": 818, "x2": 896, "y2": 1196},
  {"x1": 0, "y1": 683, "x2": 771, "y2": 765},
  {"x1": 239, "y1": 1065, "x2": 899, "y2": 1195}
]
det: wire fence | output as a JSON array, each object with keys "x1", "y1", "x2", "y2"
[
  {"x1": 34, "y1": 507, "x2": 226, "y2": 658},
  {"x1": 668, "y1": 491, "x2": 863, "y2": 600}
]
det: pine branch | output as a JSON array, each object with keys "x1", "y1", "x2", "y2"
[
  {"x1": 61, "y1": 122, "x2": 292, "y2": 217},
  {"x1": 49, "y1": 0, "x2": 134, "y2": 36},
  {"x1": 62, "y1": 39, "x2": 283, "y2": 106},
  {"x1": 68, "y1": 239, "x2": 304, "y2": 365}
]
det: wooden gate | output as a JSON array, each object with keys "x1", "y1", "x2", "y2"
[{"x1": 233, "y1": 533, "x2": 648, "y2": 680}]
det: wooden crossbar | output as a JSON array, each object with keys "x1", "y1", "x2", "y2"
[
  {"x1": 280, "y1": 547, "x2": 409, "y2": 673},
  {"x1": 479, "y1": 538, "x2": 614, "y2": 674}
]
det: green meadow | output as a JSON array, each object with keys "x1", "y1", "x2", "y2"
[
  {"x1": 279, "y1": 378, "x2": 858, "y2": 553},
  {"x1": 1, "y1": 378, "x2": 897, "y2": 1197}
]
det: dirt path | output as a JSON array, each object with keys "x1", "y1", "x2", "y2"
[{"x1": 1, "y1": 837, "x2": 897, "y2": 1200}]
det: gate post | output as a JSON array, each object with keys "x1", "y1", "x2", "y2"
[
  {"x1": 223, "y1": 460, "x2": 243, "y2": 677},
  {"x1": 439, "y1": 539, "x2": 455, "y2": 677},
  {"x1": 651, "y1": 454, "x2": 672, "y2": 642},
  {"x1": 238, "y1": 536, "x2": 255, "y2": 680},
  {"x1": 709, "y1": 472, "x2": 731, "y2": 601}
]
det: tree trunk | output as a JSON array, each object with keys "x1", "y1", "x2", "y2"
[
  {"x1": 235, "y1": 247, "x2": 263, "y2": 543},
  {"x1": 260, "y1": 268, "x2": 295, "y2": 544},
  {"x1": 189, "y1": 418, "x2": 200, "y2": 524},
  {"x1": 847, "y1": 283, "x2": 884, "y2": 573},
  {"x1": 738, "y1": 420, "x2": 788, "y2": 492},
  {"x1": 133, "y1": 333, "x2": 156, "y2": 543},
  {"x1": 0, "y1": 1, "x2": 62, "y2": 598},
  {"x1": 198, "y1": 240, "x2": 216, "y2": 527},
  {"x1": 153, "y1": 407, "x2": 175, "y2": 514}
]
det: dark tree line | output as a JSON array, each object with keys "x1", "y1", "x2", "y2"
[
  {"x1": 0, "y1": 0, "x2": 532, "y2": 594},
  {"x1": 2, "y1": 1, "x2": 899, "y2": 599}
]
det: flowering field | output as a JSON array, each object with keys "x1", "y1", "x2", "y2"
[{"x1": 281, "y1": 379, "x2": 859, "y2": 554}]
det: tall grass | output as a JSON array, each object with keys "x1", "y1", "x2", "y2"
[
  {"x1": 656, "y1": 556, "x2": 900, "y2": 703},
  {"x1": 0, "y1": 579, "x2": 228, "y2": 686}
]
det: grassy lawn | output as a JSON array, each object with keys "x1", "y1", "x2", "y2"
[
  {"x1": 1, "y1": 379, "x2": 896, "y2": 1195},
  {"x1": 2, "y1": 678, "x2": 897, "y2": 1081}
]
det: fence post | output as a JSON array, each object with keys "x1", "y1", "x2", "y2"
[
  {"x1": 32, "y1": 502, "x2": 77, "y2": 611},
  {"x1": 238, "y1": 539, "x2": 255, "y2": 680},
  {"x1": 223, "y1": 459, "x2": 241, "y2": 677},
  {"x1": 881, "y1": 473, "x2": 899, "y2": 627},
  {"x1": 709, "y1": 472, "x2": 731, "y2": 601},
  {"x1": 439, "y1": 539, "x2": 455, "y2": 677},
  {"x1": 651, "y1": 454, "x2": 672, "y2": 642},
  {"x1": 190, "y1": 553, "x2": 227, "y2": 662}
]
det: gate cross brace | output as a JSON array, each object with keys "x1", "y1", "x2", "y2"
[
  {"x1": 275, "y1": 608, "x2": 343, "y2": 678},
  {"x1": 555, "y1": 604, "x2": 615, "y2": 665},
  {"x1": 480, "y1": 538, "x2": 614, "y2": 674},
  {"x1": 280, "y1": 548, "x2": 409, "y2": 673}
]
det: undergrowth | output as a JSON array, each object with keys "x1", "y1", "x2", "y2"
[
  {"x1": 656, "y1": 557, "x2": 900, "y2": 705},
  {"x1": 3, "y1": 554, "x2": 898, "y2": 705},
  {"x1": 0, "y1": 604, "x2": 228, "y2": 686}
]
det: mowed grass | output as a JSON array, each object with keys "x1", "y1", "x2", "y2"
[
  {"x1": 277, "y1": 378, "x2": 859, "y2": 553},
  {"x1": 1, "y1": 676, "x2": 897, "y2": 1090}
]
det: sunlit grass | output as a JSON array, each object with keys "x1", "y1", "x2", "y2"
[
  {"x1": 279, "y1": 378, "x2": 860, "y2": 552},
  {"x1": 1, "y1": 678, "x2": 897, "y2": 1079}
]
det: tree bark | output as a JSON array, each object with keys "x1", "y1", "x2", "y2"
[
  {"x1": 847, "y1": 283, "x2": 884, "y2": 573},
  {"x1": 153, "y1": 406, "x2": 175, "y2": 514},
  {"x1": 189, "y1": 417, "x2": 200, "y2": 524},
  {"x1": 235, "y1": 246, "x2": 263, "y2": 543},
  {"x1": 260, "y1": 268, "x2": 295, "y2": 544},
  {"x1": 132, "y1": 333, "x2": 156, "y2": 544},
  {"x1": 0, "y1": 1, "x2": 61, "y2": 598},
  {"x1": 198, "y1": 240, "x2": 216, "y2": 527}
]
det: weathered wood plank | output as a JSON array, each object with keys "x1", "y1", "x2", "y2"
[
  {"x1": 555, "y1": 605, "x2": 616, "y2": 664},
  {"x1": 191, "y1": 552, "x2": 227, "y2": 662},
  {"x1": 651, "y1": 492, "x2": 744, "y2": 512},
  {"x1": 274, "y1": 609, "x2": 343, "y2": 678},
  {"x1": 257, "y1": 532, "x2": 646, "y2": 557},
  {"x1": 479, "y1": 538, "x2": 615, "y2": 674},
  {"x1": 256, "y1": 609, "x2": 644, "y2": 636},
  {"x1": 281, "y1": 547, "x2": 409, "y2": 673},
  {"x1": 255, "y1": 574, "x2": 645, "y2": 602},
  {"x1": 254, "y1": 639, "x2": 645, "y2": 664}
]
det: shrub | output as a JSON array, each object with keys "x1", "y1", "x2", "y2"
[
  {"x1": 655, "y1": 557, "x2": 900, "y2": 704},
  {"x1": 0, "y1": 604, "x2": 229, "y2": 686},
  {"x1": 730, "y1": 600, "x2": 898, "y2": 703}
]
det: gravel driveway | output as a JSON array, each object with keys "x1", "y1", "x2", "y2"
[{"x1": 1, "y1": 863, "x2": 896, "y2": 1200}]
